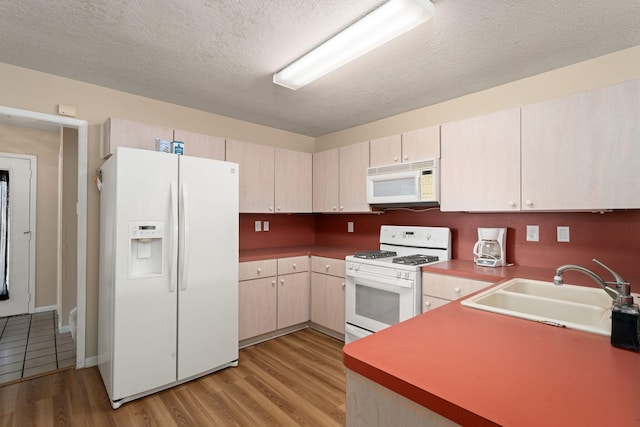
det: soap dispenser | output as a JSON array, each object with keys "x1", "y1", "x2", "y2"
[{"x1": 611, "y1": 301, "x2": 640, "y2": 352}]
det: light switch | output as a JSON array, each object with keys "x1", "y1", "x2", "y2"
[
  {"x1": 557, "y1": 226, "x2": 570, "y2": 242},
  {"x1": 526, "y1": 225, "x2": 539, "y2": 242},
  {"x1": 263, "y1": 221, "x2": 270, "y2": 232},
  {"x1": 254, "y1": 221, "x2": 262, "y2": 232},
  {"x1": 348, "y1": 222, "x2": 354, "y2": 233}
]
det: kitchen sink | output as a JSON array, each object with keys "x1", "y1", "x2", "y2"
[{"x1": 461, "y1": 278, "x2": 639, "y2": 336}]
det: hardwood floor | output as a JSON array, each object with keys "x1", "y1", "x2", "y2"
[{"x1": 0, "y1": 328, "x2": 346, "y2": 426}]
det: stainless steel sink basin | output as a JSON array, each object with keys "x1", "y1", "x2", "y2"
[{"x1": 461, "y1": 278, "x2": 640, "y2": 336}]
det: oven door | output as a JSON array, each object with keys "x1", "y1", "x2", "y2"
[{"x1": 345, "y1": 269, "x2": 417, "y2": 334}]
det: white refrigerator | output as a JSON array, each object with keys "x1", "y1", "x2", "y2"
[{"x1": 98, "y1": 147, "x2": 239, "y2": 409}]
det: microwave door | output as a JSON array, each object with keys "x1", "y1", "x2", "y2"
[{"x1": 367, "y1": 171, "x2": 421, "y2": 204}]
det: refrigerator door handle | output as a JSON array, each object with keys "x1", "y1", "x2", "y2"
[
  {"x1": 179, "y1": 182, "x2": 190, "y2": 291},
  {"x1": 169, "y1": 181, "x2": 178, "y2": 292}
]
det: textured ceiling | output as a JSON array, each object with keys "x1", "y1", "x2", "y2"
[{"x1": 1, "y1": 0, "x2": 639, "y2": 137}]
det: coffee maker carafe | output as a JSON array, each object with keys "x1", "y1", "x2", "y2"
[{"x1": 473, "y1": 227, "x2": 506, "y2": 267}]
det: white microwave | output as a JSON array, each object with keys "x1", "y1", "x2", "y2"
[{"x1": 366, "y1": 159, "x2": 440, "y2": 206}]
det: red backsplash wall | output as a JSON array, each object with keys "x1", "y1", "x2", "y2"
[{"x1": 240, "y1": 210, "x2": 640, "y2": 288}]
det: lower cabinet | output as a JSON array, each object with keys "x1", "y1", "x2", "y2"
[
  {"x1": 422, "y1": 272, "x2": 493, "y2": 313},
  {"x1": 310, "y1": 256, "x2": 346, "y2": 336},
  {"x1": 239, "y1": 256, "x2": 310, "y2": 342}
]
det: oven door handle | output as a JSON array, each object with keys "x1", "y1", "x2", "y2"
[{"x1": 346, "y1": 270, "x2": 414, "y2": 289}]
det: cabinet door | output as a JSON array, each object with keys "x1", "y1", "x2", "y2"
[
  {"x1": 173, "y1": 129, "x2": 225, "y2": 160},
  {"x1": 102, "y1": 117, "x2": 173, "y2": 158},
  {"x1": 440, "y1": 108, "x2": 521, "y2": 212},
  {"x1": 313, "y1": 149, "x2": 340, "y2": 212},
  {"x1": 521, "y1": 79, "x2": 640, "y2": 210},
  {"x1": 275, "y1": 148, "x2": 312, "y2": 213},
  {"x1": 311, "y1": 256, "x2": 345, "y2": 276},
  {"x1": 277, "y1": 272, "x2": 310, "y2": 329},
  {"x1": 369, "y1": 134, "x2": 401, "y2": 167},
  {"x1": 339, "y1": 141, "x2": 370, "y2": 212},
  {"x1": 226, "y1": 139, "x2": 275, "y2": 213},
  {"x1": 311, "y1": 273, "x2": 345, "y2": 334},
  {"x1": 402, "y1": 125, "x2": 440, "y2": 162},
  {"x1": 238, "y1": 277, "x2": 277, "y2": 341}
]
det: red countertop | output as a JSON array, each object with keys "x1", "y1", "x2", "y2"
[
  {"x1": 240, "y1": 245, "x2": 359, "y2": 262},
  {"x1": 344, "y1": 262, "x2": 640, "y2": 426}
]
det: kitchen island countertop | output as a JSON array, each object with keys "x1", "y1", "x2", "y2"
[{"x1": 343, "y1": 266, "x2": 640, "y2": 426}]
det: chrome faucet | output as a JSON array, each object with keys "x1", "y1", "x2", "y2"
[{"x1": 553, "y1": 259, "x2": 634, "y2": 306}]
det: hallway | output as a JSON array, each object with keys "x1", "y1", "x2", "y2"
[{"x1": 0, "y1": 311, "x2": 75, "y2": 385}]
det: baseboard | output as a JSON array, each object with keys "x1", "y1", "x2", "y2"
[
  {"x1": 58, "y1": 325, "x2": 71, "y2": 334},
  {"x1": 83, "y1": 355, "x2": 98, "y2": 368},
  {"x1": 35, "y1": 305, "x2": 57, "y2": 313}
]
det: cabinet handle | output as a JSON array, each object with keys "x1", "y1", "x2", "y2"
[
  {"x1": 292, "y1": 263, "x2": 297, "y2": 269},
  {"x1": 393, "y1": 157, "x2": 398, "y2": 162},
  {"x1": 404, "y1": 155, "x2": 409, "y2": 161},
  {"x1": 277, "y1": 206, "x2": 281, "y2": 211},
  {"x1": 342, "y1": 282, "x2": 345, "y2": 289},
  {"x1": 332, "y1": 206, "x2": 337, "y2": 211},
  {"x1": 525, "y1": 200, "x2": 534, "y2": 207},
  {"x1": 271, "y1": 280, "x2": 276, "y2": 286},
  {"x1": 508, "y1": 201, "x2": 516, "y2": 207},
  {"x1": 269, "y1": 206, "x2": 274, "y2": 211},
  {"x1": 280, "y1": 279, "x2": 284, "y2": 285},
  {"x1": 339, "y1": 206, "x2": 344, "y2": 211},
  {"x1": 454, "y1": 287, "x2": 461, "y2": 294},
  {"x1": 257, "y1": 267, "x2": 261, "y2": 274},
  {"x1": 325, "y1": 264, "x2": 330, "y2": 271},
  {"x1": 425, "y1": 301, "x2": 431, "y2": 307}
]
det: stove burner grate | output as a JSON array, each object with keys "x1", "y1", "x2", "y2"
[
  {"x1": 353, "y1": 250, "x2": 397, "y2": 259},
  {"x1": 392, "y1": 254, "x2": 440, "y2": 265}
]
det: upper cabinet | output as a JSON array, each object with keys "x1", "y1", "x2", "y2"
[
  {"x1": 274, "y1": 148, "x2": 312, "y2": 213},
  {"x1": 102, "y1": 118, "x2": 225, "y2": 161},
  {"x1": 226, "y1": 139, "x2": 312, "y2": 213},
  {"x1": 312, "y1": 148, "x2": 340, "y2": 212},
  {"x1": 369, "y1": 126, "x2": 440, "y2": 167},
  {"x1": 102, "y1": 118, "x2": 173, "y2": 158},
  {"x1": 173, "y1": 129, "x2": 225, "y2": 161},
  {"x1": 521, "y1": 79, "x2": 640, "y2": 210},
  {"x1": 440, "y1": 108, "x2": 521, "y2": 212},
  {"x1": 313, "y1": 141, "x2": 370, "y2": 213}
]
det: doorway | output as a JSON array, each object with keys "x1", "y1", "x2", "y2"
[
  {"x1": 0, "y1": 106, "x2": 88, "y2": 369},
  {"x1": 0, "y1": 154, "x2": 36, "y2": 317}
]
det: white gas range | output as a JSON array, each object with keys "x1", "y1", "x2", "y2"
[{"x1": 345, "y1": 225, "x2": 451, "y2": 343}]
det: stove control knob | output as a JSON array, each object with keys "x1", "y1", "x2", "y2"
[
  {"x1": 396, "y1": 271, "x2": 401, "y2": 278},
  {"x1": 355, "y1": 263, "x2": 360, "y2": 271},
  {"x1": 404, "y1": 272, "x2": 411, "y2": 279},
  {"x1": 426, "y1": 233, "x2": 431, "y2": 240}
]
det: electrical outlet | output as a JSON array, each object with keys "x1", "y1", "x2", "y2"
[
  {"x1": 263, "y1": 221, "x2": 270, "y2": 232},
  {"x1": 254, "y1": 220, "x2": 261, "y2": 232},
  {"x1": 557, "y1": 226, "x2": 570, "y2": 242},
  {"x1": 526, "y1": 225, "x2": 539, "y2": 242},
  {"x1": 347, "y1": 222, "x2": 354, "y2": 233}
]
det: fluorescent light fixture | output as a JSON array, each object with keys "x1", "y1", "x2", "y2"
[{"x1": 273, "y1": 0, "x2": 434, "y2": 90}]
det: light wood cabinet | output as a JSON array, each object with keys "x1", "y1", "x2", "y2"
[
  {"x1": 276, "y1": 256, "x2": 310, "y2": 329},
  {"x1": 310, "y1": 256, "x2": 346, "y2": 336},
  {"x1": 226, "y1": 139, "x2": 275, "y2": 213},
  {"x1": 422, "y1": 272, "x2": 493, "y2": 313},
  {"x1": 274, "y1": 148, "x2": 312, "y2": 213},
  {"x1": 369, "y1": 126, "x2": 440, "y2": 167},
  {"x1": 521, "y1": 79, "x2": 640, "y2": 210},
  {"x1": 101, "y1": 117, "x2": 173, "y2": 158},
  {"x1": 440, "y1": 108, "x2": 521, "y2": 212},
  {"x1": 339, "y1": 141, "x2": 370, "y2": 212},
  {"x1": 401, "y1": 125, "x2": 440, "y2": 162},
  {"x1": 312, "y1": 148, "x2": 340, "y2": 212},
  {"x1": 227, "y1": 140, "x2": 312, "y2": 213},
  {"x1": 173, "y1": 129, "x2": 225, "y2": 161},
  {"x1": 239, "y1": 256, "x2": 310, "y2": 341}
]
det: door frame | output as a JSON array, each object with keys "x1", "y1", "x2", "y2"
[
  {"x1": 0, "y1": 106, "x2": 88, "y2": 368},
  {"x1": 0, "y1": 153, "x2": 37, "y2": 314}
]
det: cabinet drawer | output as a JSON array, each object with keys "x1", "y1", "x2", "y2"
[
  {"x1": 311, "y1": 256, "x2": 345, "y2": 277},
  {"x1": 277, "y1": 256, "x2": 310, "y2": 275},
  {"x1": 422, "y1": 296, "x2": 450, "y2": 313},
  {"x1": 239, "y1": 259, "x2": 277, "y2": 281},
  {"x1": 423, "y1": 273, "x2": 493, "y2": 301}
]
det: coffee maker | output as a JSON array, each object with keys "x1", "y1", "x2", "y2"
[{"x1": 473, "y1": 227, "x2": 506, "y2": 267}]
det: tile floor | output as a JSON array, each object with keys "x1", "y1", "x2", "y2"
[{"x1": 0, "y1": 311, "x2": 75, "y2": 385}]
